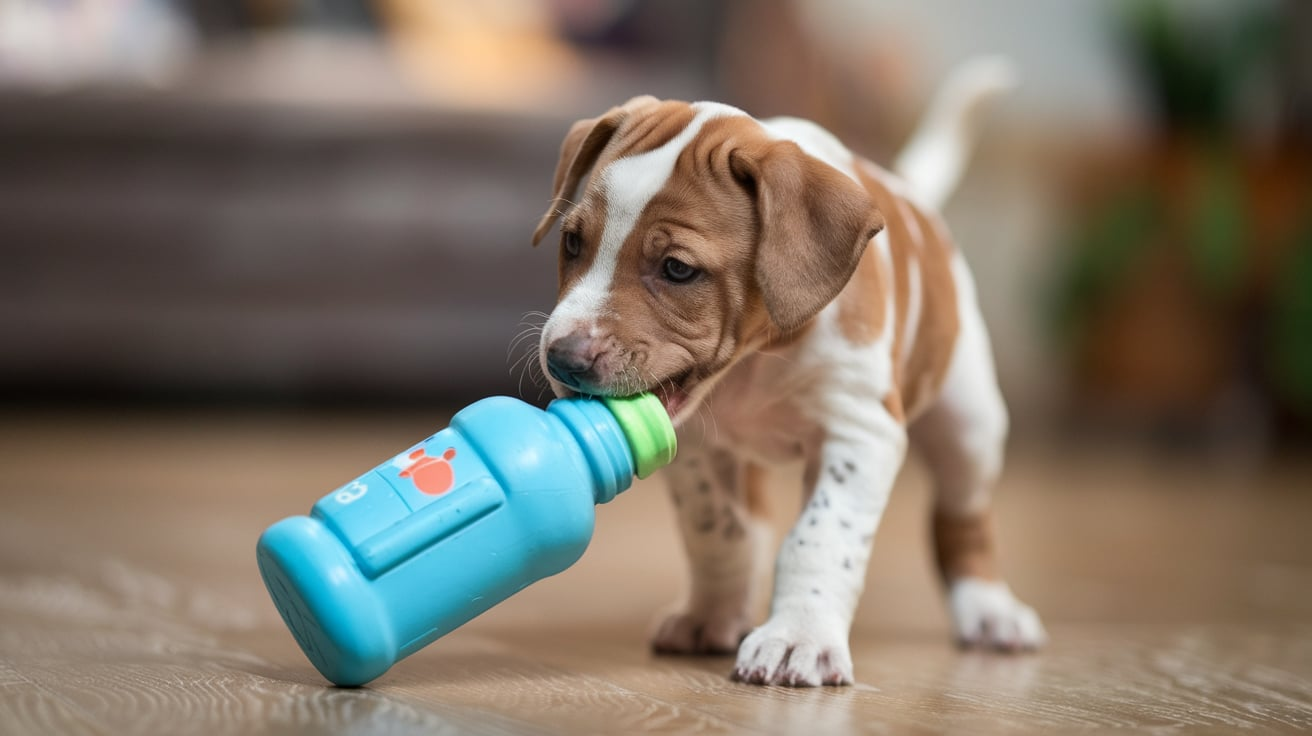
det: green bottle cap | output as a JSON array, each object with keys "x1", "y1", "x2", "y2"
[{"x1": 601, "y1": 393, "x2": 677, "y2": 479}]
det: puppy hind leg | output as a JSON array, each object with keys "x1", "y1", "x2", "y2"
[
  {"x1": 910, "y1": 304, "x2": 1045, "y2": 651},
  {"x1": 651, "y1": 447, "x2": 768, "y2": 655}
]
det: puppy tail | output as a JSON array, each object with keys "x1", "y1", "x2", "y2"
[{"x1": 893, "y1": 55, "x2": 1016, "y2": 211}]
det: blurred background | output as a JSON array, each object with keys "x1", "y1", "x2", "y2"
[{"x1": 2, "y1": 0, "x2": 1310, "y2": 462}]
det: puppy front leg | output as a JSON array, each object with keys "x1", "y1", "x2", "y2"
[
  {"x1": 651, "y1": 446, "x2": 768, "y2": 655},
  {"x1": 733, "y1": 423, "x2": 906, "y2": 686}
]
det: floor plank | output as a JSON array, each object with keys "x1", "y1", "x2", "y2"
[{"x1": 1, "y1": 409, "x2": 1309, "y2": 734}]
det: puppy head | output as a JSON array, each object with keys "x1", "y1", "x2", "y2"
[{"x1": 534, "y1": 98, "x2": 882, "y2": 424}]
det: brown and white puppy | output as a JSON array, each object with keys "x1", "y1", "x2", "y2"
[{"x1": 532, "y1": 59, "x2": 1044, "y2": 687}]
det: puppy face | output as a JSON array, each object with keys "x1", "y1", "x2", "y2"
[{"x1": 533, "y1": 98, "x2": 882, "y2": 423}]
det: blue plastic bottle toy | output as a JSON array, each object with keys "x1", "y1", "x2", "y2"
[{"x1": 256, "y1": 393, "x2": 676, "y2": 686}]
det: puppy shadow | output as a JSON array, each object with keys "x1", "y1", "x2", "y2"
[
  {"x1": 236, "y1": 673, "x2": 471, "y2": 734},
  {"x1": 647, "y1": 647, "x2": 740, "y2": 681}
]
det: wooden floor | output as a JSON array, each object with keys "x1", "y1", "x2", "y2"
[{"x1": 1, "y1": 408, "x2": 1310, "y2": 734}]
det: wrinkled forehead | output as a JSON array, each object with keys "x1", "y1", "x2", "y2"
[
  {"x1": 596, "y1": 100, "x2": 699, "y2": 169},
  {"x1": 585, "y1": 101, "x2": 750, "y2": 211}
]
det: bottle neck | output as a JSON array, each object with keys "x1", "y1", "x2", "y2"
[{"x1": 547, "y1": 398, "x2": 635, "y2": 505}]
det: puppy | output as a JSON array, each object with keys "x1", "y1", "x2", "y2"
[{"x1": 532, "y1": 59, "x2": 1045, "y2": 687}]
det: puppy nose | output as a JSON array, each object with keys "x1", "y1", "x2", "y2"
[{"x1": 546, "y1": 333, "x2": 599, "y2": 388}]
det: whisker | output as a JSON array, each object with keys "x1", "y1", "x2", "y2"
[
  {"x1": 507, "y1": 348, "x2": 537, "y2": 379},
  {"x1": 701, "y1": 385, "x2": 720, "y2": 441},
  {"x1": 517, "y1": 349, "x2": 544, "y2": 400},
  {"x1": 506, "y1": 310, "x2": 552, "y2": 402},
  {"x1": 628, "y1": 365, "x2": 646, "y2": 397},
  {"x1": 507, "y1": 329, "x2": 543, "y2": 358},
  {"x1": 506, "y1": 313, "x2": 547, "y2": 357},
  {"x1": 514, "y1": 350, "x2": 532, "y2": 398},
  {"x1": 507, "y1": 337, "x2": 543, "y2": 363},
  {"x1": 693, "y1": 378, "x2": 714, "y2": 439}
]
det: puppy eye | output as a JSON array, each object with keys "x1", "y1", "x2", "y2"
[
  {"x1": 661, "y1": 257, "x2": 700, "y2": 284},
  {"x1": 562, "y1": 231, "x2": 582, "y2": 259}
]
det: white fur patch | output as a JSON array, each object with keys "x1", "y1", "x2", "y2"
[
  {"x1": 899, "y1": 251, "x2": 923, "y2": 378},
  {"x1": 760, "y1": 116, "x2": 860, "y2": 183},
  {"x1": 907, "y1": 252, "x2": 1009, "y2": 514},
  {"x1": 948, "y1": 577, "x2": 1046, "y2": 649}
]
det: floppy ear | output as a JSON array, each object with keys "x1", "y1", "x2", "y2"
[
  {"x1": 731, "y1": 142, "x2": 884, "y2": 332},
  {"x1": 532, "y1": 96, "x2": 660, "y2": 246}
]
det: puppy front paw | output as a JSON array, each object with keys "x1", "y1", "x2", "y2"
[
  {"x1": 949, "y1": 578, "x2": 1046, "y2": 651},
  {"x1": 651, "y1": 606, "x2": 751, "y2": 655},
  {"x1": 731, "y1": 616, "x2": 853, "y2": 687}
]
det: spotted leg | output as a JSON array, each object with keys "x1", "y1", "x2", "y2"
[
  {"x1": 732, "y1": 411, "x2": 906, "y2": 687},
  {"x1": 651, "y1": 445, "x2": 768, "y2": 655}
]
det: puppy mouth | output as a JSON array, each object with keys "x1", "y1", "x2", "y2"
[
  {"x1": 651, "y1": 369, "x2": 695, "y2": 422},
  {"x1": 549, "y1": 367, "x2": 696, "y2": 424}
]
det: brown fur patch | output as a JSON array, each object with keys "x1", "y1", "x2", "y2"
[
  {"x1": 854, "y1": 160, "x2": 962, "y2": 421},
  {"x1": 901, "y1": 204, "x2": 961, "y2": 417},
  {"x1": 533, "y1": 111, "x2": 622, "y2": 246},
  {"x1": 837, "y1": 246, "x2": 888, "y2": 345},
  {"x1": 932, "y1": 510, "x2": 999, "y2": 582},
  {"x1": 606, "y1": 100, "x2": 698, "y2": 164},
  {"x1": 731, "y1": 136, "x2": 882, "y2": 333},
  {"x1": 743, "y1": 461, "x2": 770, "y2": 518}
]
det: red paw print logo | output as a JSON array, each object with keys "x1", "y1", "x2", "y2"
[{"x1": 399, "y1": 447, "x2": 457, "y2": 495}]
